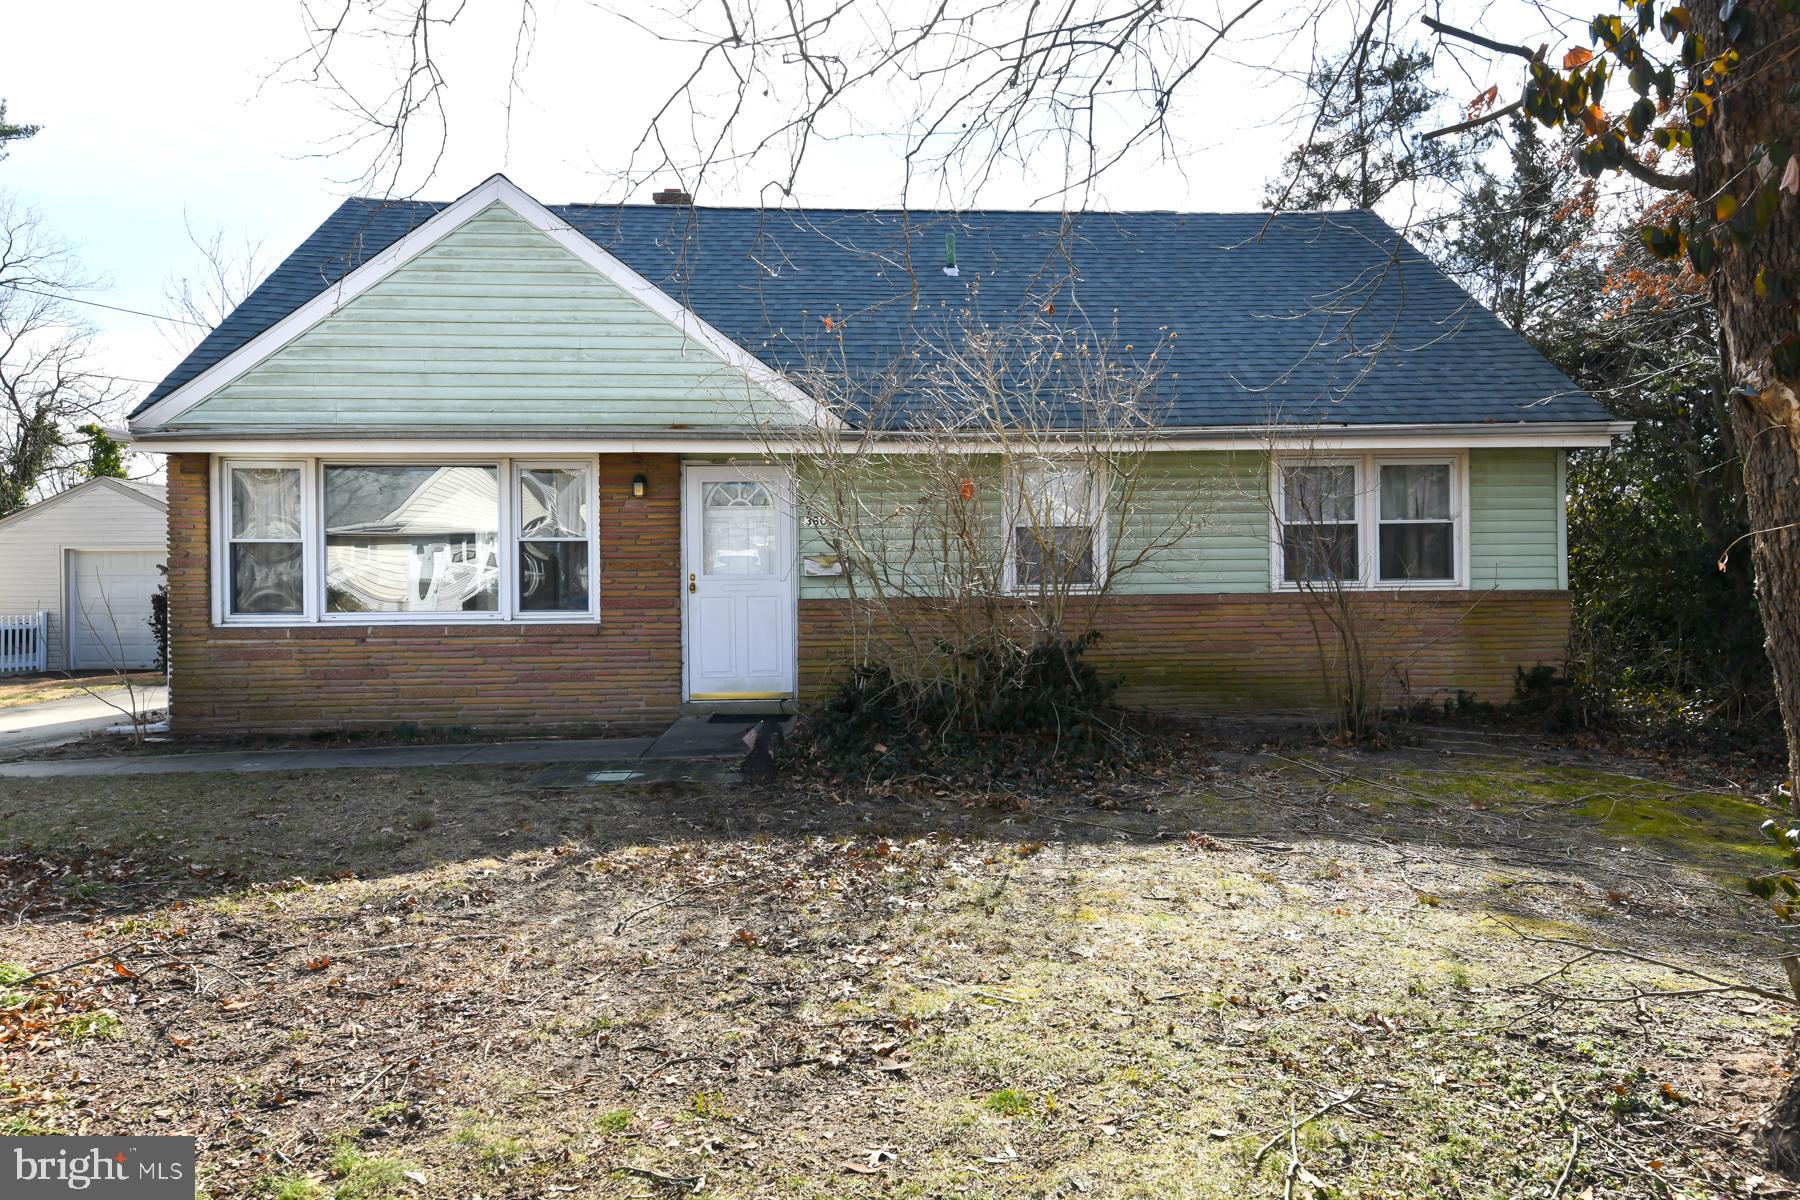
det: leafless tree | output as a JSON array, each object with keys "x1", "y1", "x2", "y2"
[
  {"x1": 1260, "y1": 431, "x2": 1504, "y2": 741},
  {"x1": 750, "y1": 307, "x2": 1217, "y2": 730},
  {"x1": 0, "y1": 194, "x2": 134, "y2": 518},
  {"x1": 282, "y1": 0, "x2": 1800, "y2": 794},
  {"x1": 64, "y1": 581, "x2": 165, "y2": 748},
  {"x1": 283, "y1": 0, "x2": 1353, "y2": 204},
  {"x1": 158, "y1": 215, "x2": 270, "y2": 355},
  {"x1": 1262, "y1": 438, "x2": 1385, "y2": 740}
]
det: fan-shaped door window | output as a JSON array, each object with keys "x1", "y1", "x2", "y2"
[{"x1": 701, "y1": 481, "x2": 777, "y2": 577}]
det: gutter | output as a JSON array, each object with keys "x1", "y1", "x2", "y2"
[{"x1": 120, "y1": 420, "x2": 1632, "y2": 455}]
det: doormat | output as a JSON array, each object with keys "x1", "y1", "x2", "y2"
[{"x1": 707, "y1": 712, "x2": 786, "y2": 724}]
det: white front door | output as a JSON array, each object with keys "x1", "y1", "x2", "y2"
[
  {"x1": 68, "y1": 550, "x2": 162, "y2": 670},
  {"x1": 683, "y1": 465, "x2": 796, "y2": 700}
]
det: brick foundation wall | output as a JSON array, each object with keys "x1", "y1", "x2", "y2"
[
  {"x1": 166, "y1": 452, "x2": 684, "y2": 737},
  {"x1": 798, "y1": 590, "x2": 1571, "y2": 711},
  {"x1": 169, "y1": 451, "x2": 1570, "y2": 734}
]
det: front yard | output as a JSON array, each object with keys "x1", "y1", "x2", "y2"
[
  {"x1": 0, "y1": 734, "x2": 1790, "y2": 1198},
  {"x1": 0, "y1": 671, "x2": 164, "y2": 710}
]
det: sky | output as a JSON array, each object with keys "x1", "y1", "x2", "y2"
[{"x1": 0, "y1": 1, "x2": 1567, "y2": 409}]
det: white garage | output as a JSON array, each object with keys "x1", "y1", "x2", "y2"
[
  {"x1": 67, "y1": 549, "x2": 165, "y2": 669},
  {"x1": 0, "y1": 479, "x2": 167, "y2": 672}
]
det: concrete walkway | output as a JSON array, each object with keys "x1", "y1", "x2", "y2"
[
  {"x1": 0, "y1": 713, "x2": 763, "y2": 778},
  {"x1": 0, "y1": 685, "x2": 170, "y2": 757}
]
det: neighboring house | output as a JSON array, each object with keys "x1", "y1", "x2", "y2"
[
  {"x1": 0, "y1": 478, "x2": 167, "y2": 671},
  {"x1": 125, "y1": 174, "x2": 1622, "y2": 737}
]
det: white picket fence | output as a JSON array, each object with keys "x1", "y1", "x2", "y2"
[{"x1": 0, "y1": 611, "x2": 48, "y2": 675}]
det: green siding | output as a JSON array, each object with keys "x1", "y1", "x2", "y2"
[
  {"x1": 1109, "y1": 453, "x2": 1270, "y2": 594},
  {"x1": 171, "y1": 203, "x2": 795, "y2": 429},
  {"x1": 796, "y1": 460, "x2": 1002, "y2": 600},
  {"x1": 795, "y1": 452, "x2": 1270, "y2": 598},
  {"x1": 1468, "y1": 448, "x2": 1563, "y2": 589},
  {"x1": 795, "y1": 449, "x2": 1566, "y2": 596}
]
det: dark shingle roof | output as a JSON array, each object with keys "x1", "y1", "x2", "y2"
[{"x1": 136, "y1": 198, "x2": 1607, "y2": 428}]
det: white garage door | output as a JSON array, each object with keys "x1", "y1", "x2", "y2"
[{"x1": 68, "y1": 550, "x2": 162, "y2": 670}]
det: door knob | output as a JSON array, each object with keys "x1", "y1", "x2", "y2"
[{"x1": 688, "y1": 572, "x2": 697, "y2": 593}]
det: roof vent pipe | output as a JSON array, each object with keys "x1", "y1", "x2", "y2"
[
  {"x1": 943, "y1": 231, "x2": 959, "y2": 277},
  {"x1": 652, "y1": 186, "x2": 693, "y2": 206}
]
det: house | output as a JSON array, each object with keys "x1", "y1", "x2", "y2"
[
  {"x1": 0, "y1": 477, "x2": 168, "y2": 672},
  {"x1": 124, "y1": 174, "x2": 1622, "y2": 737}
]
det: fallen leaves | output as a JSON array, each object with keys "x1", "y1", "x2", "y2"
[
  {"x1": 0, "y1": 750, "x2": 1784, "y2": 1198},
  {"x1": 838, "y1": 1146, "x2": 897, "y2": 1175}
]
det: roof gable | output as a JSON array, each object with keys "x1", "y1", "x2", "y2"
[
  {"x1": 136, "y1": 177, "x2": 824, "y2": 432},
  {"x1": 0, "y1": 477, "x2": 167, "y2": 535}
]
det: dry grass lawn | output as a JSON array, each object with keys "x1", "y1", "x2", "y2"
[{"x1": 0, "y1": 733, "x2": 1791, "y2": 1199}]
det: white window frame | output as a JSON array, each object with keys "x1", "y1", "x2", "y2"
[
  {"x1": 510, "y1": 460, "x2": 602, "y2": 622},
  {"x1": 211, "y1": 457, "x2": 603, "y2": 626},
  {"x1": 1270, "y1": 451, "x2": 1469, "y2": 591},
  {"x1": 317, "y1": 458, "x2": 511, "y2": 624},
  {"x1": 1273, "y1": 456, "x2": 1363, "y2": 589},
  {"x1": 215, "y1": 458, "x2": 318, "y2": 625},
  {"x1": 1002, "y1": 461, "x2": 1110, "y2": 594}
]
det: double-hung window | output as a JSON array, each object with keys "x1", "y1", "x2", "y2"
[
  {"x1": 1010, "y1": 462, "x2": 1105, "y2": 591},
  {"x1": 225, "y1": 465, "x2": 306, "y2": 615},
  {"x1": 216, "y1": 459, "x2": 600, "y2": 623},
  {"x1": 517, "y1": 465, "x2": 595, "y2": 612},
  {"x1": 1275, "y1": 455, "x2": 1463, "y2": 588},
  {"x1": 1376, "y1": 463, "x2": 1455, "y2": 583},
  {"x1": 1279, "y1": 463, "x2": 1359, "y2": 584}
]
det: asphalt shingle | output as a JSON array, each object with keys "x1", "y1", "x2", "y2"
[{"x1": 135, "y1": 199, "x2": 1608, "y2": 429}]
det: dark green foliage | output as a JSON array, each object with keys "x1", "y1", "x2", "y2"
[
  {"x1": 148, "y1": 565, "x2": 169, "y2": 673},
  {"x1": 796, "y1": 634, "x2": 1124, "y2": 783},
  {"x1": 1543, "y1": 224, "x2": 1778, "y2": 736},
  {"x1": 1264, "y1": 45, "x2": 1476, "y2": 211},
  {"x1": 0, "y1": 100, "x2": 39, "y2": 162},
  {"x1": 1509, "y1": 664, "x2": 1610, "y2": 736},
  {"x1": 0, "y1": 410, "x2": 62, "y2": 519},
  {"x1": 1433, "y1": 114, "x2": 1775, "y2": 748},
  {"x1": 75, "y1": 423, "x2": 127, "y2": 481},
  {"x1": 1567, "y1": 430, "x2": 1773, "y2": 726},
  {"x1": 1750, "y1": 821, "x2": 1800, "y2": 919}
]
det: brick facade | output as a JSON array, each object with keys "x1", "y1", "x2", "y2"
[
  {"x1": 167, "y1": 452, "x2": 1570, "y2": 736},
  {"x1": 798, "y1": 590, "x2": 1571, "y2": 710},
  {"x1": 165, "y1": 452, "x2": 684, "y2": 737}
]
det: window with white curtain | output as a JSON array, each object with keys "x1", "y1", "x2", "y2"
[
  {"x1": 1010, "y1": 462, "x2": 1104, "y2": 589},
  {"x1": 1377, "y1": 463, "x2": 1455, "y2": 582},
  {"x1": 1273, "y1": 454, "x2": 1464, "y2": 589},
  {"x1": 1279, "y1": 462, "x2": 1359, "y2": 584}
]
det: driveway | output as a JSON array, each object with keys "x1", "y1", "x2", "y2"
[{"x1": 0, "y1": 683, "x2": 169, "y2": 756}]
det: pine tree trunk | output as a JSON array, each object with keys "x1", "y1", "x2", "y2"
[{"x1": 1689, "y1": 2, "x2": 1800, "y2": 799}]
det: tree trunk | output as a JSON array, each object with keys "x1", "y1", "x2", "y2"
[{"x1": 1689, "y1": 2, "x2": 1800, "y2": 799}]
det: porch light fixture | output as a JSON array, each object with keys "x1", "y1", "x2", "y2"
[{"x1": 631, "y1": 473, "x2": 648, "y2": 499}]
